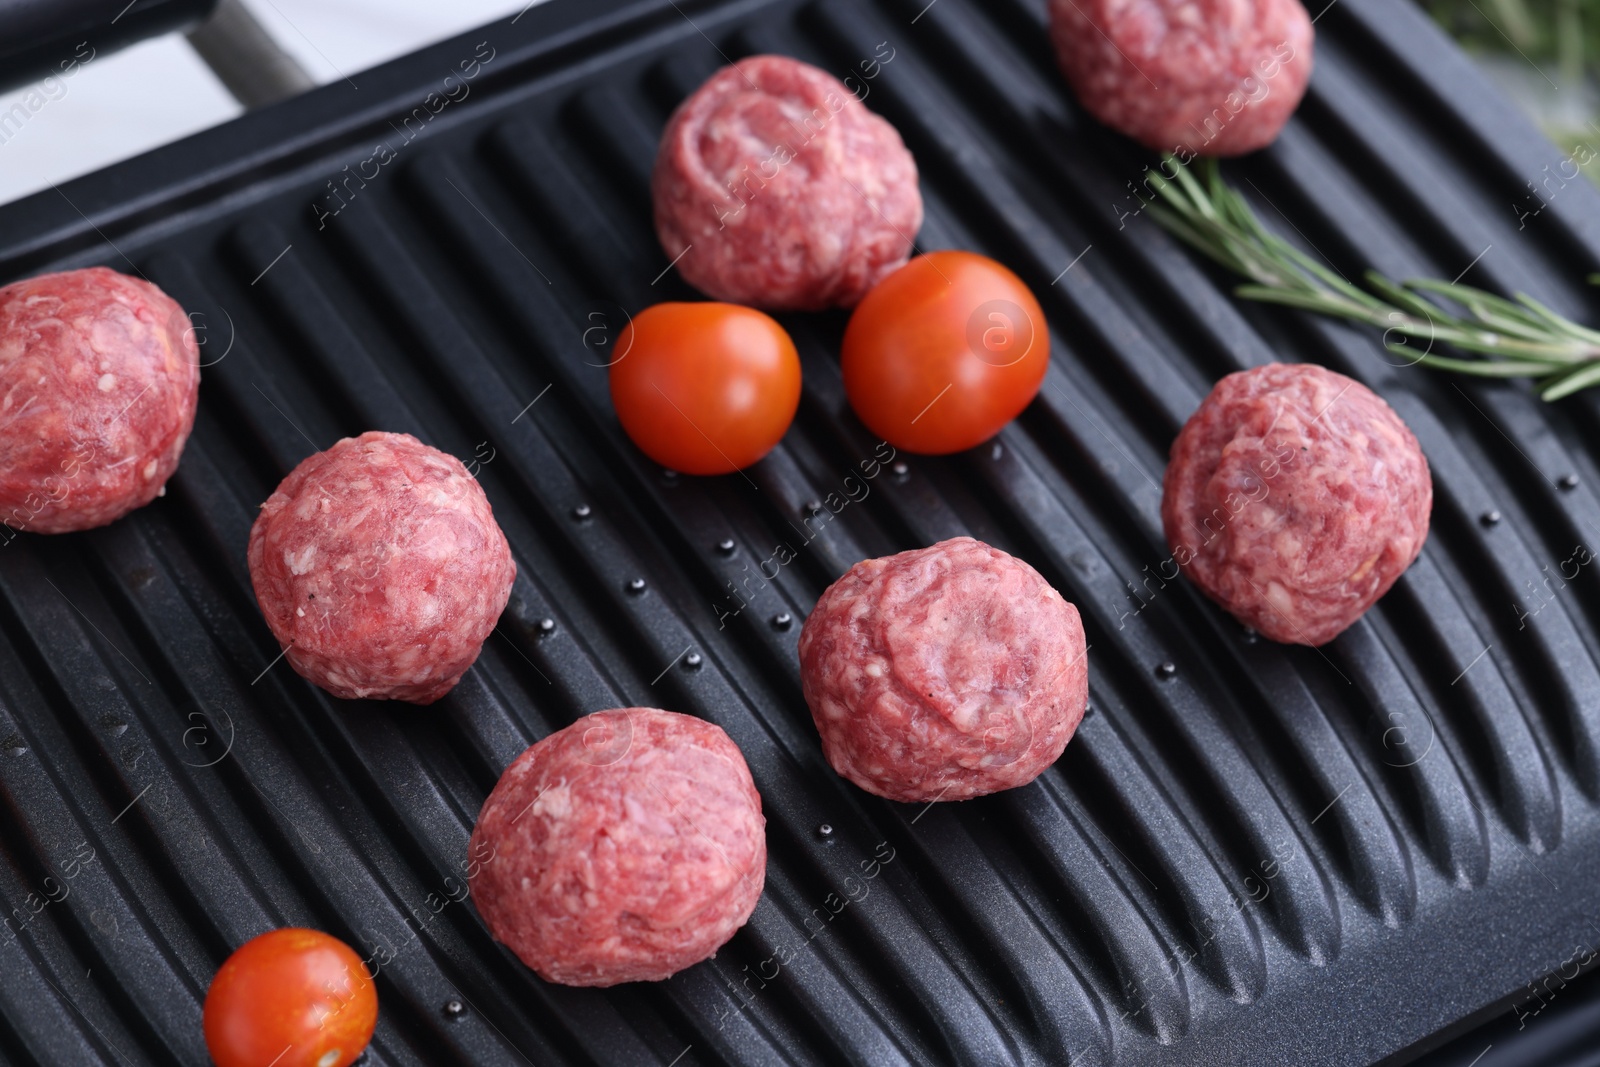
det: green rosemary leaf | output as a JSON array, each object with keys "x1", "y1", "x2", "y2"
[
  {"x1": 1233, "y1": 285, "x2": 1380, "y2": 317},
  {"x1": 1515, "y1": 293, "x2": 1600, "y2": 348},
  {"x1": 1542, "y1": 360, "x2": 1600, "y2": 400},
  {"x1": 1408, "y1": 352, "x2": 1574, "y2": 376}
]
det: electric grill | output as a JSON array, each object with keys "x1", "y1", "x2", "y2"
[{"x1": 1, "y1": 0, "x2": 1599, "y2": 1063}]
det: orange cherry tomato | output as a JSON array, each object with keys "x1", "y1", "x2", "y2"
[
  {"x1": 841, "y1": 251, "x2": 1050, "y2": 454},
  {"x1": 609, "y1": 302, "x2": 802, "y2": 475},
  {"x1": 203, "y1": 928, "x2": 377, "y2": 1067}
]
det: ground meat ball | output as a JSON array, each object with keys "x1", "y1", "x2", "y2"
[
  {"x1": 799, "y1": 537, "x2": 1088, "y2": 803},
  {"x1": 652, "y1": 54, "x2": 923, "y2": 310},
  {"x1": 0, "y1": 267, "x2": 199, "y2": 534},
  {"x1": 1162, "y1": 363, "x2": 1432, "y2": 646},
  {"x1": 248, "y1": 431, "x2": 516, "y2": 704},
  {"x1": 1048, "y1": 0, "x2": 1314, "y2": 157},
  {"x1": 469, "y1": 708, "x2": 767, "y2": 987}
]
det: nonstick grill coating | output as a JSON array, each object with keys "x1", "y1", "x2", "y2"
[{"x1": 2, "y1": 1, "x2": 1600, "y2": 1064}]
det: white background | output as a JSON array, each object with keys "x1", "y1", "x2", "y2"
[{"x1": 0, "y1": 0, "x2": 548, "y2": 206}]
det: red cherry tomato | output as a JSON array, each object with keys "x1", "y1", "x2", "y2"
[
  {"x1": 609, "y1": 302, "x2": 802, "y2": 475},
  {"x1": 841, "y1": 251, "x2": 1049, "y2": 454},
  {"x1": 203, "y1": 928, "x2": 377, "y2": 1067}
]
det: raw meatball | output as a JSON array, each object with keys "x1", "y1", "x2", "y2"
[
  {"x1": 1048, "y1": 0, "x2": 1314, "y2": 157},
  {"x1": 799, "y1": 537, "x2": 1088, "y2": 803},
  {"x1": 652, "y1": 54, "x2": 923, "y2": 310},
  {"x1": 248, "y1": 431, "x2": 516, "y2": 704},
  {"x1": 469, "y1": 708, "x2": 767, "y2": 987},
  {"x1": 1162, "y1": 363, "x2": 1432, "y2": 646},
  {"x1": 0, "y1": 267, "x2": 199, "y2": 534}
]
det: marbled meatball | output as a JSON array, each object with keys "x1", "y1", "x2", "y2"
[
  {"x1": 469, "y1": 708, "x2": 767, "y2": 987},
  {"x1": 1049, "y1": 0, "x2": 1314, "y2": 156},
  {"x1": 1162, "y1": 363, "x2": 1432, "y2": 646},
  {"x1": 0, "y1": 267, "x2": 199, "y2": 534},
  {"x1": 799, "y1": 537, "x2": 1088, "y2": 803},
  {"x1": 248, "y1": 431, "x2": 516, "y2": 703},
  {"x1": 653, "y1": 54, "x2": 923, "y2": 310}
]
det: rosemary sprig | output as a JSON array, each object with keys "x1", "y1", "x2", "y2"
[
  {"x1": 1427, "y1": 0, "x2": 1594, "y2": 86},
  {"x1": 1144, "y1": 156, "x2": 1600, "y2": 401}
]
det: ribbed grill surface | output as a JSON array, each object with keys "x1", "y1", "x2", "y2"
[{"x1": 2, "y1": 1, "x2": 1599, "y2": 1064}]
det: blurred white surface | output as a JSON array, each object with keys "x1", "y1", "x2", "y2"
[
  {"x1": 0, "y1": 0, "x2": 544, "y2": 207},
  {"x1": 0, "y1": 37, "x2": 240, "y2": 206},
  {"x1": 241, "y1": 0, "x2": 535, "y2": 91}
]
